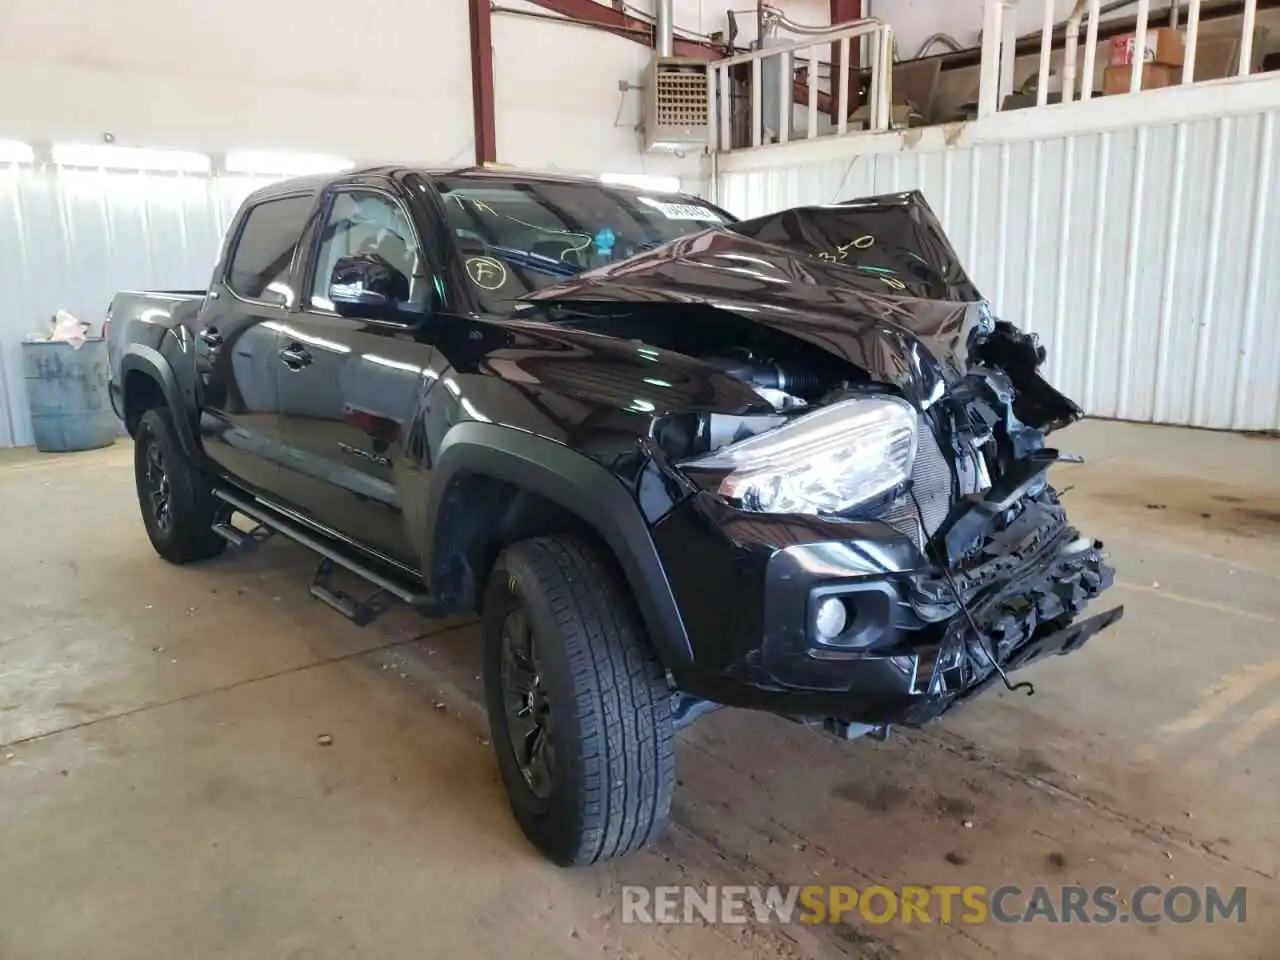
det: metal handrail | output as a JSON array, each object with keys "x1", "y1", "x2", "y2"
[
  {"x1": 707, "y1": 19, "x2": 895, "y2": 152},
  {"x1": 714, "y1": 19, "x2": 888, "y2": 68},
  {"x1": 983, "y1": 0, "x2": 1260, "y2": 113}
]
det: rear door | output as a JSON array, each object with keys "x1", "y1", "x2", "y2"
[
  {"x1": 274, "y1": 186, "x2": 438, "y2": 569},
  {"x1": 195, "y1": 193, "x2": 314, "y2": 494}
]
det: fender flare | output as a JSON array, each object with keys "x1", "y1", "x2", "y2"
[
  {"x1": 423, "y1": 421, "x2": 694, "y2": 677},
  {"x1": 119, "y1": 344, "x2": 200, "y2": 460}
]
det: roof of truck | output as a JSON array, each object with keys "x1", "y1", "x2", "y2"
[
  {"x1": 244, "y1": 165, "x2": 706, "y2": 209},
  {"x1": 243, "y1": 165, "x2": 683, "y2": 204}
]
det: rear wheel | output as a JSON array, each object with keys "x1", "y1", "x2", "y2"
[
  {"x1": 134, "y1": 407, "x2": 226, "y2": 564},
  {"x1": 482, "y1": 536, "x2": 675, "y2": 866}
]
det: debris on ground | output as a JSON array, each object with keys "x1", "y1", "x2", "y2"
[{"x1": 317, "y1": 734, "x2": 333, "y2": 746}]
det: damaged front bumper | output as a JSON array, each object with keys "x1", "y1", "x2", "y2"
[{"x1": 650, "y1": 470, "x2": 1123, "y2": 728}]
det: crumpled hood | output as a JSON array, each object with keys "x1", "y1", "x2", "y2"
[{"x1": 523, "y1": 191, "x2": 996, "y2": 408}]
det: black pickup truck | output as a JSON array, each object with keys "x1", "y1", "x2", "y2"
[{"x1": 107, "y1": 166, "x2": 1121, "y2": 865}]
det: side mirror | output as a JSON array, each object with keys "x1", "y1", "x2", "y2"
[{"x1": 328, "y1": 254, "x2": 409, "y2": 318}]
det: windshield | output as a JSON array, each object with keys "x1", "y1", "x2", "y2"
[{"x1": 435, "y1": 175, "x2": 729, "y2": 310}]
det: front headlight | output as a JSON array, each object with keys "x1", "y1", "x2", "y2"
[{"x1": 682, "y1": 396, "x2": 918, "y2": 515}]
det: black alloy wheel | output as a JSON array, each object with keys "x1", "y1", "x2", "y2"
[{"x1": 499, "y1": 608, "x2": 555, "y2": 801}]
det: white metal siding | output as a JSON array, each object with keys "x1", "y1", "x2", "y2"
[
  {"x1": 717, "y1": 109, "x2": 1280, "y2": 432},
  {"x1": 0, "y1": 168, "x2": 274, "y2": 448}
]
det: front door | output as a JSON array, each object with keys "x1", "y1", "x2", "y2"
[
  {"x1": 274, "y1": 189, "x2": 438, "y2": 569},
  {"x1": 195, "y1": 193, "x2": 313, "y2": 495}
]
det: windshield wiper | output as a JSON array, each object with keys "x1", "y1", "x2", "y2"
[{"x1": 483, "y1": 245, "x2": 581, "y2": 279}]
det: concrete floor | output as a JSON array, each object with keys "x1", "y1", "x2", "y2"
[{"x1": 0, "y1": 419, "x2": 1277, "y2": 959}]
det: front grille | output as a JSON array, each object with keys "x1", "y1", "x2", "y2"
[{"x1": 882, "y1": 415, "x2": 959, "y2": 549}]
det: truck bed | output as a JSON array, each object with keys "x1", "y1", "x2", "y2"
[{"x1": 106, "y1": 289, "x2": 207, "y2": 418}]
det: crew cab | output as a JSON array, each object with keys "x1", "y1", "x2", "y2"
[{"x1": 107, "y1": 167, "x2": 1122, "y2": 866}]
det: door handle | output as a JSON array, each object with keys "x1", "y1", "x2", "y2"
[
  {"x1": 199, "y1": 328, "x2": 224, "y2": 348},
  {"x1": 278, "y1": 344, "x2": 313, "y2": 369}
]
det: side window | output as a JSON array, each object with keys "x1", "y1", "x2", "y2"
[
  {"x1": 226, "y1": 196, "x2": 313, "y2": 306},
  {"x1": 310, "y1": 191, "x2": 427, "y2": 315}
]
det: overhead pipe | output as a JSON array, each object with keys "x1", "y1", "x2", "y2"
[
  {"x1": 913, "y1": 32, "x2": 965, "y2": 58},
  {"x1": 520, "y1": 0, "x2": 725, "y2": 60},
  {"x1": 619, "y1": 1, "x2": 718, "y2": 42},
  {"x1": 759, "y1": 4, "x2": 898, "y2": 59},
  {"x1": 1013, "y1": 0, "x2": 1177, "y2": 43},
  {"x1": 761, "y1": 4, "x2": 883, "y2": 37},
  {"x1": 655, "y1": 0, "x2": 675, "y2": 56}
]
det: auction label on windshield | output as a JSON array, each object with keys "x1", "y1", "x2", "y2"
[{"x1": 638, "y1": 197, "x2": 723, "y2": 222}]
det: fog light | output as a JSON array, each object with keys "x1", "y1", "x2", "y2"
[{"x1": 814, "y1": 597, "x2": 848, "y2": 641}]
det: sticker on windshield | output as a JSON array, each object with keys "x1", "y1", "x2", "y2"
[
  {"x1": 594, "y1": 227, "x2": 616, "y2": 255},
  {"x1": 466, "y1": 256, "x2": 508, "y2": 290},
  {"x1": 636, "y1": 197, "x2": 723, "y2": 222}
]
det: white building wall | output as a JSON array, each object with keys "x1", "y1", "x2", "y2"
[
  {"x1": 0, "y1": 0, "x2": 819, "y2": 177},
  {"x1": 490, "y1": 1, "x2": 699, "y2": 177},
  {"x1": 489, "y1": 0, "x2": 823, "y2": 178},
  {"x1": 0, "y1": 0, "x2": 476, "y2": 164},
  {"x1": 715, "y1": 76, "x2": 1280, "y2": 431}
]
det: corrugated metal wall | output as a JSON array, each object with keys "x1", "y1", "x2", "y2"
[
  {"x1": 717, "y1": 110, "x2": 1280, "y2": 432},
  {"x1": 0, "y1": 168, "x2": 275, "y2": 448}
]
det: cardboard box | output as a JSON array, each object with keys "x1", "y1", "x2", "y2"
[
  {"x1": 1109, "y1": 28, "x2": 1185, "y2": 68},
  {"x1": 1103, "y1": 63, "x2": 1177, "y2": 95}
]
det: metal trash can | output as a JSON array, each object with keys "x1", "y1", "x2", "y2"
[{"x1": 21, "y1": 338, "x2": 118, "y2": 453}]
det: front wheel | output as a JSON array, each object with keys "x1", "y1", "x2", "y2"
[
  {"x1": 134, "y1": 407, "x2": 226, "y2": 564},
  {"x1": 482, "y1": 536, "x2": 675, "y2": 866}
]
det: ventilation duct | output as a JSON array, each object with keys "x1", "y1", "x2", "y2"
[{"x1": 655, "y1": 0, "x2": 674, "y2": 57}]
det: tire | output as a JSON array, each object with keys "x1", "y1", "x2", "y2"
[
  {"x1": 133, "y1": 406, "x2": 226, "y2": 564},
  {"x1": 482, "y1": 535, "x2": 676, "y2": 866}
]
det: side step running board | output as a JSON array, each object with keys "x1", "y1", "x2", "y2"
[
  {"x1": 211, "y1": 519, "x2": 275, "y2": 550},
  {"x1": 212, "y1": 488, "x2": 437, "y2": 624},
  {"x1": 309, "y1": 558, "x2": 399, "y2": 627}
]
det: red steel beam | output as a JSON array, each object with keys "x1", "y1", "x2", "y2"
[
  {"x1": 522, "y1": 0, "x2": 725, "y2": 60},
  {"x1": 469, "y1": 0, "x2": 498, "y2": 163}
]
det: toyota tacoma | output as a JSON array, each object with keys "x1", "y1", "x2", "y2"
[{"x1": 106, "y1": 167, "x2": 1122, "y2": 866}]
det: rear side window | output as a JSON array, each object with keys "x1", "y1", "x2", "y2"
[{"x1": 226, "y1": 196, "x2": 313, "y2": 305}]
